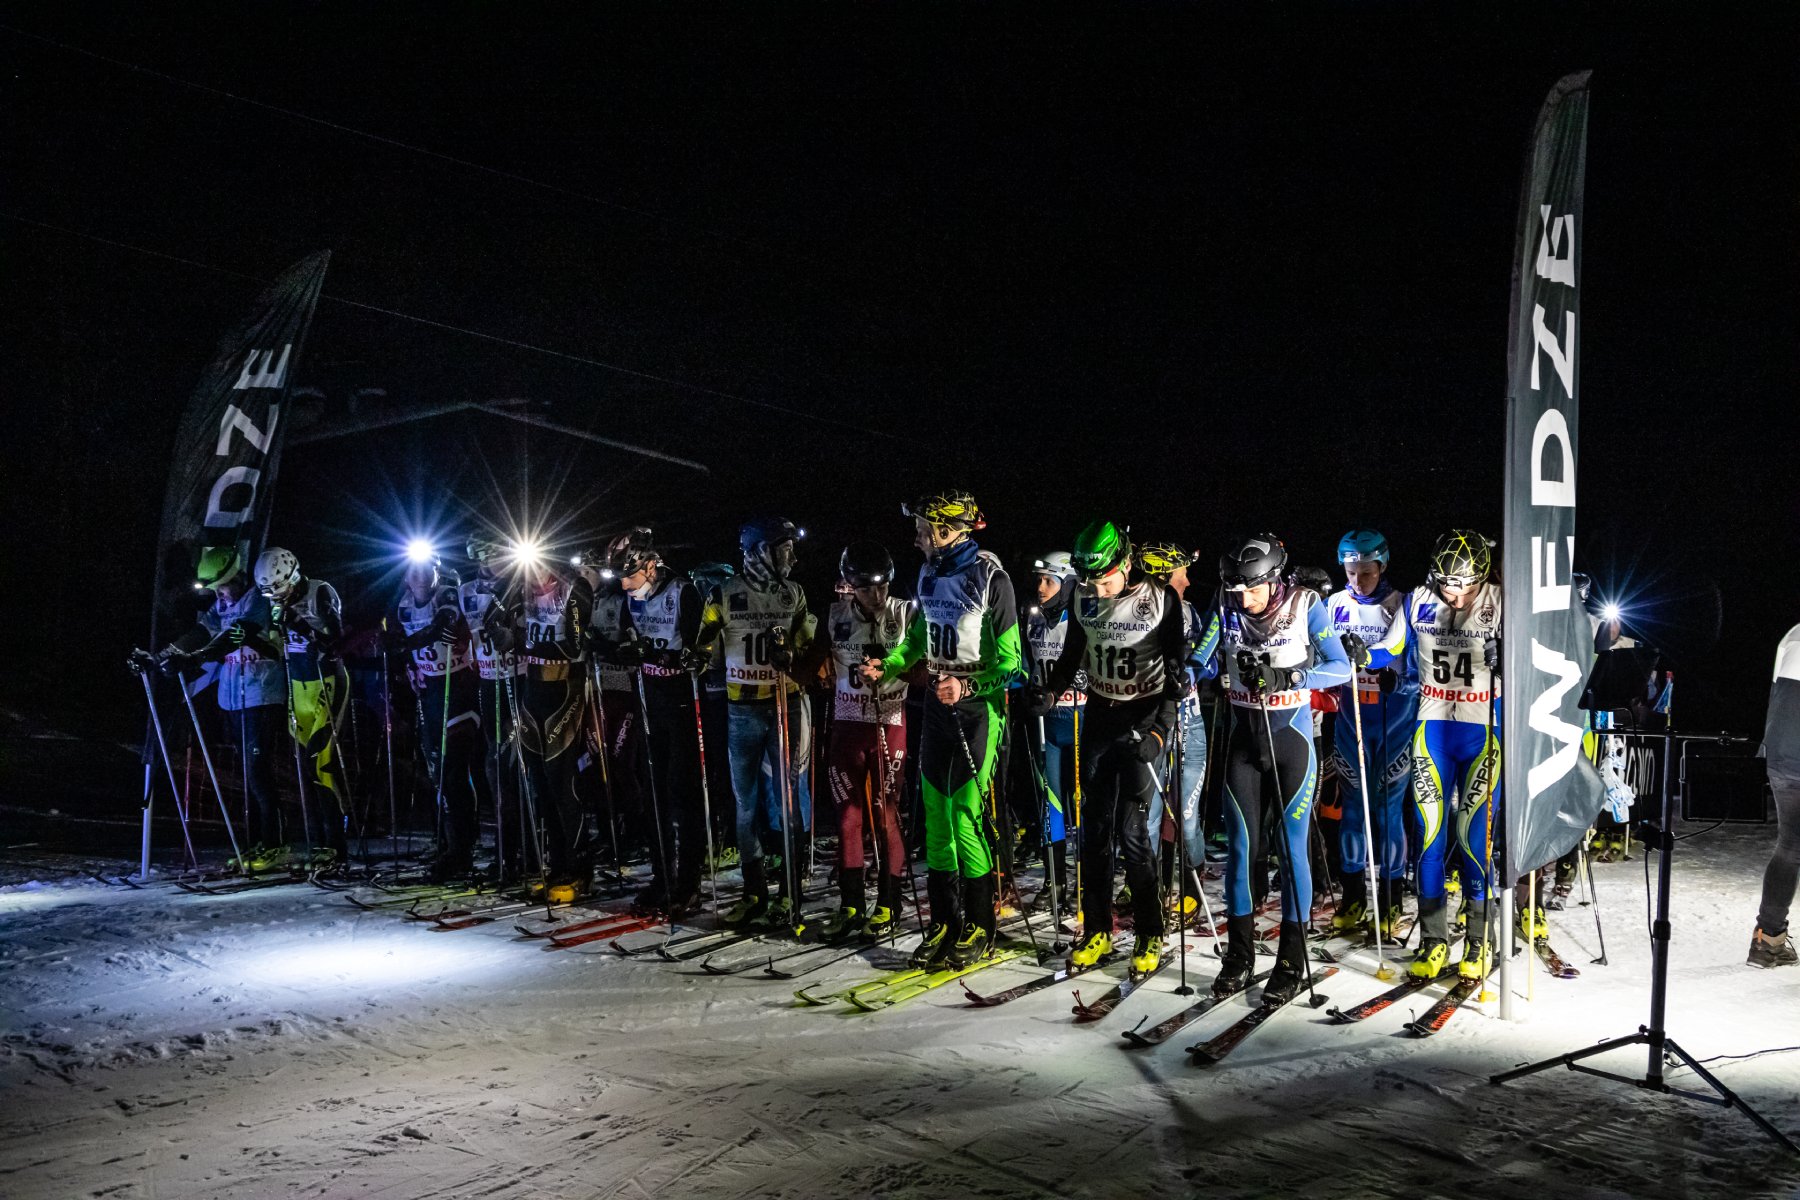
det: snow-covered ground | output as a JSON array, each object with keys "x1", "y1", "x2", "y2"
[{"x1": 3, "y1": 822, "x2": 1798, "y2": 1200}]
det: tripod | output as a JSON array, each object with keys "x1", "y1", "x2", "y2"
[{"x1": 1490, "y1": 729, "x2": 1798, "y2": 1154}]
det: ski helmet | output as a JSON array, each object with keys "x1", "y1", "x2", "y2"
[
  {"x1": 1135, "y1": 539, "x2": 1194, "y2": 579},
  {"x1": 1291, "y1": 565, "x2": 1334, "y2": 598},
  {"x1": 1219, "y1": 534, "x2": 1287, "y2": 590},
  {"x1": 465, "y1": 534, "x2": 504, "y2": 566},
  {"x1": 902, "y1": 490, "x2": 985, "y2": 533},
  {"x1": 608, "y1": 526, "x2": 659, "y2": 577},
  {"x1": 1070, "y1": 520, "x2": 1132, "y2": 582},
  {"x1": 689, "y1": 561, "x2": 735, "y2": 602},
  {"x1": 1427, "y1": 529, "x2": 1493, "y2": 591},
  {"x1": 254, "y1": 547, "x2": 301, "y2": 601},
  {"x1": 195, "y1": 546, "x2": 243, "y2": 591},
  {"x1": 739, "y1": 517, "x2": 800, "y2": 559},
  {"x1": 840, "y1": 541, "x2": 895, "y2": 589},
  {"x1": 1337, "y1": 529, "x2": 1390, "y2": 566},
  {"x1": 1032, "y1": 551, "x2": 1076, "y2": 583}
]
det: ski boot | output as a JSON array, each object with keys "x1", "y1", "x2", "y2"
[
  {"x1": 1069, "y1": 930, "x2": 1114, "y2": 970},
  {"x1": 1410, "y1": 938, "x2": 1450, "y2": 980},
  {"x1": 1748, "y1": 927, "x2": 1799, "y2": 969},
  {"x1": 711, "y1": 845, "x2": 740, "y2": 870},
  {"x1": 910, "y1": 869, "x2": 961, "y2": 968},
  {"x1": 819, "y1": 907, "x2": 865, "y2": 943},
  {"x1": 1459, "y1": 934, "x2": 1491, "y2": 980},
  {"x1": 1211, "y1": 915, "x2": 1256, "y2": 999},
  {"x1": 1376, "y1": 879, "x2": 1405, "y2": 938},
  {"x1": 666, "y1": 887, "x2": 706, "y2": 920},
  {"x1": 1331, "y1": 874, "x2": 1370, "y2": 935},
  {"x1": 762, "y1": 894, "x2": 797, "y2": 931},
  {"x1": 864, "y1": 874, "x2": 903, "y2": 939},
  {"x1": 1262, "y1": 922, "x2": 1309, "y2": 1005},
  {"x1": 949, "y1": 875, "x2": 996, "y2": 968},
  {"x1": 722, "y1": 892, "x2": 767, "y2": 927},
  {"x1": 1130, "y1": 935, "x2": 1163, "y2": 977},
  {"x1": 547, "y1": 875, "x2": 591, "y2": 906},
  {"x1": 1516, "y1": 905, "x2": 1550, "y2": 943}
]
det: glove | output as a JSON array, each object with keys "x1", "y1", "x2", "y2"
[
  {"x1": 1483, "y1": 636, "x2": 1502, "y2": 674},
  {"x1": 1340, "y1": 631, "x2": 1370, "y2": 668},
  {"x1": 1023, "y1": 686, "x2": 1056, "y2": 717},
  {"x1": 614, "y1": 637, "x2": 647, "y2": 667},
  {"x1": 222, "y1": 624, "x2": 248, "y2": 650},
  {"x1": 1133, "y1": 727, "x2": 1167, "y2": 763},
  {"x1": 127, "y1": 648, "x2": 157, "y2": 675},
  {"x1": 427, "y1": 607, "x2": 457, "y2": 642},
  {"x1": 677, "y1": 646, "x2": 710, "y2": 673},
  {"x1": 1258, "y1": 661, "x2": 1300, "y2": 692},
  {"x1": 157, "y1": 649, "x2": 196, "y2": 675},
  {"x1": 768, "y1": 631, "x2": 793, "y2": 671},
  {"x1": 1377, "y1": 667, "x2": 1401, "y2": 694}
]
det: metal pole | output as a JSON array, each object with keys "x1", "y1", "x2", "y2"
[
  {"x1": 691, "y1": 673, "x2": 720, "y2": 918},
  {"x1": 383, "y1": 649, "x2": 398, "y2": 863},
  {"x1": 139, "y1": 673, "x2": 198, "y2": 867},
  {"x1": 179, "y1": 683, "x2": 246, "y2": 867},
  {"x1": 1348, "y1": 684, "x2": 1391, "y2": 979}
]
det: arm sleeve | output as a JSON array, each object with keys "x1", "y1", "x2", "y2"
[
  {"x1": 1300, "y1": 598, "x2": 1354, "y2": 691},
  {"x1": 879, "y1": 609, "x2": 927, "y2": 680},
  {"x1": 969, "y1": 570, "x2": 1024, "y2": 694},
  {"x1": 1192, "y1": 608, "x2": 1222, "y2": 681},
  {"x1": 694, "y1": 596, "x2": 725, "y2": 653},
  {"x1": 1365, "y1": 593, "x2": 1411, "y2": 670}
]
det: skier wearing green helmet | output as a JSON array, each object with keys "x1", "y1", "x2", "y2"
[
  {"x1": 1134, "y1": 538, "x2": 1212, "y2": 911},
  {"x1": 1036, "y1": 520, "x2": 1188, "y2": 977},
  {"x1": 861, "y1": 491, "x2": 1022, "y2": 968},
  {"x1": 142, "y1": 544, "x2": 288, "y2": 864}
]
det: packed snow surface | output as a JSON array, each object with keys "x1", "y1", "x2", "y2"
[{"x1": 3, "y1": 822, "x2": 1798, "y2": 1199}]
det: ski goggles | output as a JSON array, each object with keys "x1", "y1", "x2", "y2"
[{"x1": 1435, "y1": 573, "x2": 1482, "y2": 590}]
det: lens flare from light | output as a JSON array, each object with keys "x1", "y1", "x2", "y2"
[
  {"x1": 1601, "y1": 603, "x2": 1621, "y2": 622},
  {"x1": 405, "y1": 537, "x2": 437, "y2": 564},
  {"x1": 512, "y1": 539, "x2": 543, "y2": 570}
]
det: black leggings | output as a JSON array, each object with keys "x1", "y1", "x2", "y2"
[
  {"x1": 1758, "y1": 768, "x2": 1800, "y2": 935},
  {"x1": 419, "y1": 669, "x2": 482, "y2": 866},
  {"x1": 643, "y1": 676, "x2": 705, "y2": 894},
  {"x1": 519, "y1": 669, "x2": 588, "y2": 880},
  {"x1": 1078, "y1": 697, "x2": 1164, "y2": 938}
]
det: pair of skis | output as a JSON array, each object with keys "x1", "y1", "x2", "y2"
[
  {"x1": 1326, "y1": 969, "x2": 1485, "y2": 1037},
  {"x1": 795, "y1": 947, "x2": 1033, "y2": 1010}
]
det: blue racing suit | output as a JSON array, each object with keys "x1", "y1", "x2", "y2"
[{"x1": 1325, "y1": 581, "x2": 1417, "y2": 885}]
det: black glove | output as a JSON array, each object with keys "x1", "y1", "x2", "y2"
[
  {"x1": 1377, "y1": 667, "x2": 1400, "y2": 694},
  {"x1": 1483, "y1": 636, "x2": 1502, "y2": 674},
  {"x1": 1133, "y1": 727, "x2": 1167, "y2": 763},
  {"x1": 157, "y1": 649, "x2": 196, "y2": 676},
  {"x1": 1251, "y1": 657, "x2": 1299, "y2": 692},
  {"x1": 677, "y1": 646, "x2": 710, "y2": 673},
  {"x1": 127, "y1": 648, "x2": 157, "y2": 675},
  {"x1": 1340, "y1": 631, "x2": 1370, "y2": 668},
  {"x1": 1023, "y1": 685, "x2": 1056, "y2": 717},
  {"x1": 768, "y1": 629, "x2": 793, "y2": 671},
  {"x1": 427, "y1": 607, "x2": 457, "y2": 642},
  {"x1": 614, "y1": 637, "x2": 647, "y2": 667}
]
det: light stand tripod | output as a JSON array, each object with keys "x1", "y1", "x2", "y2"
[{"x1": 1490, "y1": 729, "x2": 1798, "y2": 1154}]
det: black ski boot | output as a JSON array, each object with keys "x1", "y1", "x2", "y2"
[
  {"x1": 911, "y1": 869, "x2": 962, "y2": 967},
  {"x1": 1262, "y1": 921, "x2": 1310, "y2": 1005},
  {"x1": 949, "y1": 874, "x2": 996, "y2": 968},
  {"x1": 1211, "y1": 914, "x2": 1257, "y2": 998},
  {"x1": 820, "y1": 867, "x2": 866, "y2": 942}
]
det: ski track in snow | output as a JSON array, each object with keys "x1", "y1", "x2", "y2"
[{"x1": 2, "y1": 826, "x2": 1798, "y2": 1200}]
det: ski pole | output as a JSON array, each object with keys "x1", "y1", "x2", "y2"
[
  {"x1": 1348, "y1": 678, "x2": 1392, "y2": 979},
  {"x1": 1582, "y1": 836, "x2": 1609, "y2": 965},
  {"x1": 632, "y1": 661, "x2": 673, "y2": 906},
  {"x1": 1071, "y1": 701, "x2": 1083, "y2": 929},
  {"x1": 382, "y1": 646, "x2": 398, "y2": 864},
  {"x1": 875, "y1": 718, "x2": 925, "y2": 936},
  {"x1": 1144, "y1": 744, "x2": 1195, "y2": 995},
  {"x1": 691, "y1": 673, "x2": 720, "y2": 919},
  {"x1": 138, "y1": 669, "x2": 199, "y2": 867},
  {"x1": 177, "y1": 678, "x2": 246, "y2": 868},
  {"x1": 588, "y1": 661, "x2": 623, "y2": 875},
  {"x1": 1032, "y1": 711, "x2": 1067, "y2": 952},
  {"x1": 1253, "y1": 654, "x2": 1327, "y2": 1009},
  {"x1": 772, "y1": 674, "x2": 802, "y2": 925}
]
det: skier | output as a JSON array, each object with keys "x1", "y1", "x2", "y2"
[
  {"x1": 495, "y1": 545, "x2": 594, "y2": 903},
  {"x1": 611, "y1": 533, "x2": 708, "y2": 916},
  {"x1": 806, "y1": 541, "x2": 914, "y2": 940},
  {"x1": 389, "y1": 549, "x2": 481, "y2": 882},
  {"x1": 254, "y1": 547, "x2": 354, "y2": 866},
  {"x1": 146, "y1": 546, "x2": 288, "y2": 865},
  {"x1": 1019, "y1": 551, "x2": 1082, "y2": 915},
  {"x1": 585, "y1": 530, "x2": 651, "y2": 870},
  {"x1": 461, "y1": 535, "x2": 523, "y2": 879},
  {"x1": 1365, "y1": 529, "x2": 1503, "y2": 982},
  {"x1": 696, "y1": 518, "x2": 815, "y2": 928},
  {"x1": 1750, "y1": 619, "x2": 1800, "y2": 967},
  {"x1": 861, "y1": 492, "x2": 1021, "y2": 968},
  {"x1": 1202, "y1": 534, "x2": 1353, "y2": 1003},
  {"x1": 1134, "y1": 539, "x2": 1210, "y2": 906},
  {"x1": 1325, "y1": 529, "x2": 1417, "y2": 937},
  {"x1": 1035, "y1": 521, "x2": 1186, "y2": 976}
]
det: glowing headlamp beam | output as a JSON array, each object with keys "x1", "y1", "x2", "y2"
[{"x1": 405, "y1": 537, "x2": 437, "y2": 565}]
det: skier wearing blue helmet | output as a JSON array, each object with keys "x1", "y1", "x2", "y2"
[
  {"x1": 1325, "y1": 529, "x2": 1418, "y2": 939},
  {"x1": 696, "y1": 518, "x2": 815, "y2": 929}
]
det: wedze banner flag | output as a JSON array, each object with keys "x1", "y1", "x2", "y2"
[
  {"x1": 150, "y1": 251, "x2": 329, "y2": 645},
  {"x1": 1502, "y1": 74, "x2": 1604, "y2": 885}
]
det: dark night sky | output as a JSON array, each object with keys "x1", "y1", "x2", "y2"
[{"x1": 3, "y1": 3, "x2": 1795, "y2": 738}]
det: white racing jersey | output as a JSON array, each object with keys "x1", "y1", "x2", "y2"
[
  {"x1": 1379, "y1": 581, "x2": 1503, "y2": 724},
  {"x1": 1074, "y1": 580, "x2": 1172, "y2": 702},
  {"x1": 627, "y1": 576, "x2": 693, "y2": 679},
  {"x1": 398, "y1": 585, "x2": 471, "y2": 679},
  {"x1": 459, "y1": 578, "x2": 520, "y2": 681},
  {"x1": 718, "y1": 576, "x2": 808, "y2": 692},
  {"x1": 1218, "y1": 587, "x2": 1316, "y2": 713},
  {"x1": 521, "y1": 579, "x2": 577, "y2": 667},
  {"x1": 1328, "y1": 586, "x2": 1407, "y2": 706},
  {"x1": 828, "y1": 595, "x2": 912, "y2": 724},
  {"x1": 1025, "y1": 604, "x2": 1085, "y2": 707},
  {"x1": 916, "y1": 553, "x2": 1001, "y2": 679}
]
